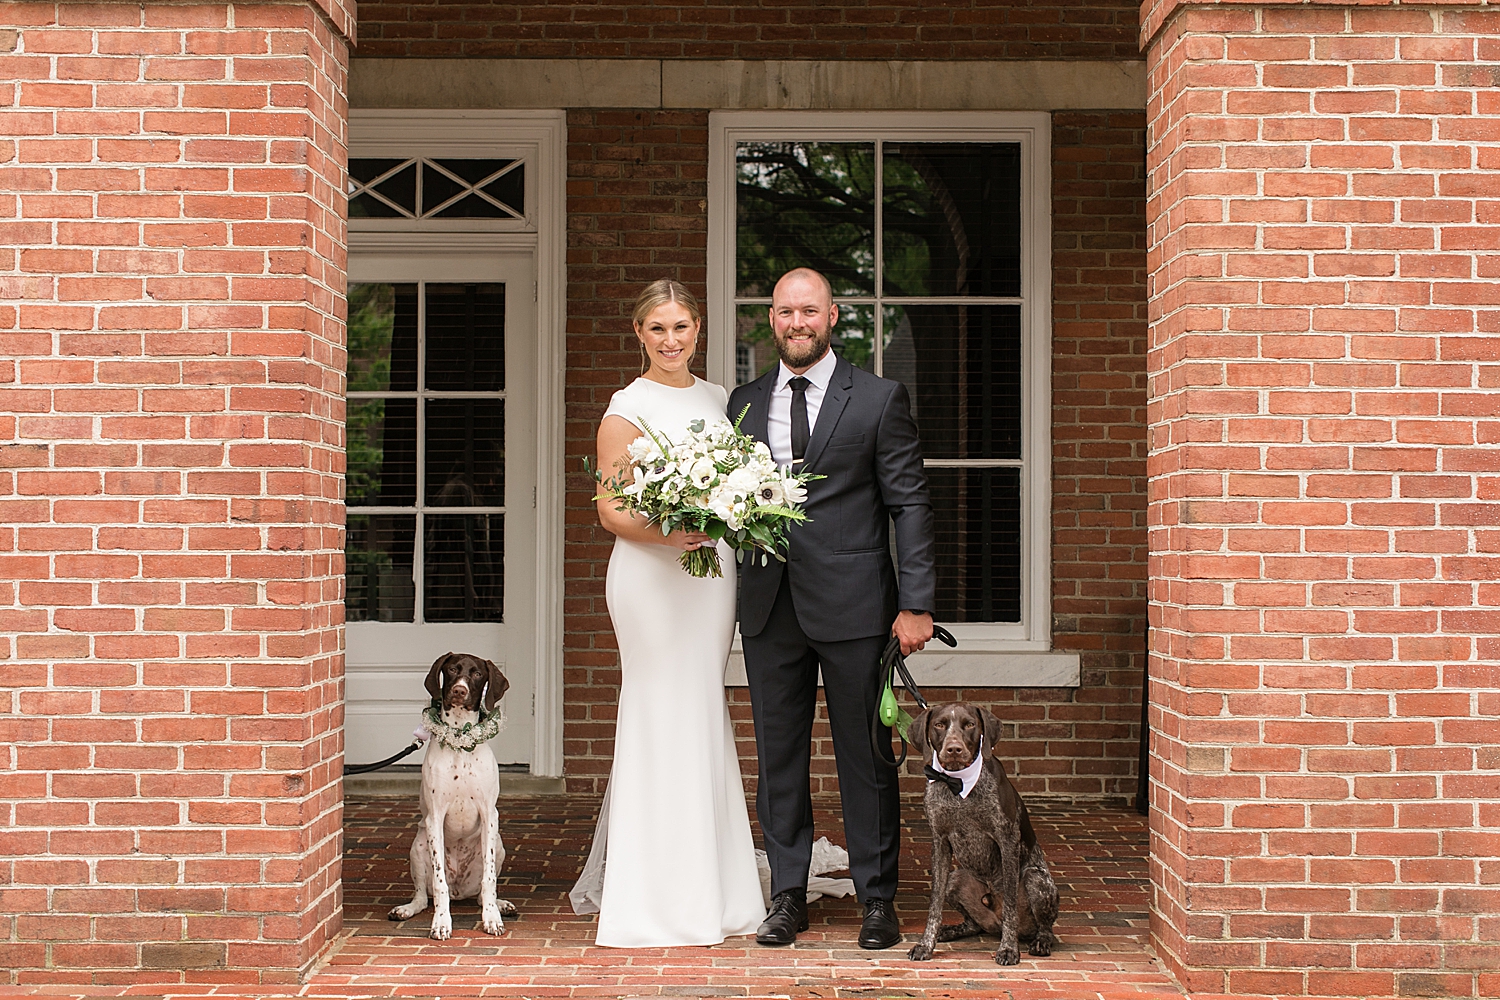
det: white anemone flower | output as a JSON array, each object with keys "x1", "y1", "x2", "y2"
[
  {"x1": 754, "y1": 479, "x2": 784, "y2": 506},
  {"x1": 690, "y1": 457, "x2": 717, "y2": 489},
  {"x1": 643, "y1": 459, "x2": 676, "y2": 484}
]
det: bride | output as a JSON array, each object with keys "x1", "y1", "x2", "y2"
[{"x1": 569, "y1": 279, "x2": 766, "y2": 946}]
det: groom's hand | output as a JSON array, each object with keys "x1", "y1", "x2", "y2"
[{"x1": 892, "y1": 610, "x2": 934, "y2": 656}]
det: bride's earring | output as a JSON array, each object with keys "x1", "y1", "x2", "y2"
[{"x1": 639, "y1": 338, "x2": 649, "y2": 375}]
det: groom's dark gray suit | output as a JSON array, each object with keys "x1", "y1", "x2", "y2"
[{"x1": 730, "y1": 353, "x2": 935, "y2": 904}]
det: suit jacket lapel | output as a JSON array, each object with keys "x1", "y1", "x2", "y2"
[
  {"x1": 742, "y1": 368, "x2": 774, "y2": 444},
  {"x1": 799, "y1": 355, "x2": 853, "y2": 472}
]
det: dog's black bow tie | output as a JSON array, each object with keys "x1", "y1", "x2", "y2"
[{"x1": 924, "y1": 764, "x2": 964, "y2": 794}]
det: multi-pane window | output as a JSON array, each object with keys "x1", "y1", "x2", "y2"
[
  {"x1": 727, "y1": 127, "x2": 1044, "y2": 629},
  {"x1": 345, "y1": 282, "x2": 507, "y2": 623},
  {"x1": 348, "y1": 157, "x2": 526, "y2": 220}
]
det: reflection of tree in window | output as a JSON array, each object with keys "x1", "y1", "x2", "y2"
[
  {"x1": 733, "y1": 139, "x2": 1026, "y2": 623},
  {"x1": 735, "y1": 142, "x2": 875, "y2": 296}
]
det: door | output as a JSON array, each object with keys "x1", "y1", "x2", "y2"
[{"x1": 343, "y1": 249, "x2": 537, "y2": 766}]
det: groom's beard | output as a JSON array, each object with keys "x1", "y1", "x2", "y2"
[{"x1": 774, "y1": 327, "x2": 832, "y2": 369}]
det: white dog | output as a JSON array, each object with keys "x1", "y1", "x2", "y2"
[{"x1": 388, "y1": 652, "x2": 515, "y2": 939}]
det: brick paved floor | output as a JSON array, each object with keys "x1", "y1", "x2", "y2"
[
  {"x1": 3, "y1": 793, "x2": 1185, "y2": 1000},
  {"x1": 322, "y1": 793, "x2": 1179, "y2": 999}
]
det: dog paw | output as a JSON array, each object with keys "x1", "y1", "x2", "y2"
[
  {"x1": 1029, "y1": 930, "x2": 1057, "y2": 957},
  {"x1": 388, "y1": 904, "x2": 421, "y2": 922},
  {"x1": 429, "y1": 916, "x2": 453, "y2": 941},
  {"x1": 481, "y1": 911, "x2": 506, "y2": 937},
  {"x1": 498, "y1": 899, "x2": 518, "y2": 917},
  {"x1": 994, "y1": 944, "x2": 1020, "y2": 966},
  {"x1": 906, "y1": 943, "x2": 934, "y2": 962}
]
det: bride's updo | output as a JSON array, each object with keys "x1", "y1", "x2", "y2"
[
  {"x1": 633, "y1": 279, "x2": 701, "y2": 373},
  {"x1": 632, "y1": 278, "x2": 701, "y2": 328}
]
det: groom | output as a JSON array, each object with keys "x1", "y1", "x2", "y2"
[{"x1": 731, "y1": 267, "x2": 936, "y2": 950}]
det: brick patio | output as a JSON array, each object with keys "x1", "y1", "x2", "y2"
[{"x1": 3, "y1": 792, "x2": 1178, "y2": 1000}]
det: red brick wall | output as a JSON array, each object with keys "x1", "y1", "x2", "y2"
[
  {"x1": 0, "y1": 1, "x2": 350, "y2": 984},
  {"x1": 1143, "y1": 4, "x2": 1500, "y2": 995},
  {"x1": 562, "y1": 108, "x2": 710, "y2": 792},
  {"x1": 355, "y1": 0, "x2": 1141, "y2": 61},
  {"x1": 561, "y1": 110, "x2": 1150, "y2": 801},
  {"x1": 1042, "y1": 110, "x2": 1149, "y2": 798}
]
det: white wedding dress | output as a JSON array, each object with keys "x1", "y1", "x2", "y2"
[{"x1": 569, "y1": 375, "x2": 766, "y2": 947}]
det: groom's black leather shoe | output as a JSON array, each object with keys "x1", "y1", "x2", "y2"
[
  {"x1": 756, "y1": 888, "x2": 808, "y2": 945},
  {"x1": 858, "y1": 898, "x2": 901, "y2": 949}
]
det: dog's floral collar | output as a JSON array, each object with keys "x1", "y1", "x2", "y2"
[{"x1": 418, "y1": 704, "x2": 504, "y2": 752}]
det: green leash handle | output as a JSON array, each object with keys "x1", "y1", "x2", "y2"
[{"x1": 873, "y1": 625, "x2": 956, "y2": 766}]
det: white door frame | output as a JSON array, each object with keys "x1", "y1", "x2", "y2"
[{"x1": 347, "y1": 110, "x2": 566, "y2": 776}]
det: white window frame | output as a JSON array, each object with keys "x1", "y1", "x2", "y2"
[
  {"x1": 709, "y1": 111, "x2": 1077, "y2": 686},
  {"x1": 346, "y1": 109, "x2": 568, "y2": 773}
]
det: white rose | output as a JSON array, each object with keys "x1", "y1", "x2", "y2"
[
  {"x1": 725, "y1": 467, "x2": 760, "y2": 497},
  {"x1": 626, "y1": 436, "x2": 653, "y2": 463}
]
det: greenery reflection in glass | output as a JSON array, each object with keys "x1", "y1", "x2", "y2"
[{"x1": 736, "y1": 142, "x2": 875, "y2": 297}]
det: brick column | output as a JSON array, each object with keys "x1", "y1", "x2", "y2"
[
  {"x1": 0, "y1": 1, "x2": 350, "y2": 984},
  {"x1": 1143, "y1": 0, "x2": 1499, "y2": 995}
]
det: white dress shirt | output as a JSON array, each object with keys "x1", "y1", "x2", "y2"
[{"x1": 767, "y1": 348, "x2": 838, "y2": 467}]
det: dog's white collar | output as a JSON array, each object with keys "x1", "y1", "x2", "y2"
[{"x1": 929, "y1": 736, "x2": 985, "y2": 799}]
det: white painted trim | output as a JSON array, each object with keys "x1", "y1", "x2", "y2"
[
  {"x1": 723, "y1": 650, "x2": 1080, "y2": 688},
  {"x1": 707, "y1": 111, "x2": 1059, "y2": 672},
  {"x1": 347, "y1": 110, "x2": 568, "y2": 776}
]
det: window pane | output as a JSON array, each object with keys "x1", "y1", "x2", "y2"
[
  {"x1": 928, "y1": 467, "x2": 1021, "y2": 623},
  {"x1": 833, "y1": 303, "x2": 876, "y2": 374},
  {"x1": 372, "y1": 162, "x2": 418, "y2": 216},
  {"x1": 883, "y1": 143, "x2": 1022, "y2": 297},
  {"x1": 426, "y1": 399, "x2": 505, "y2": 506},
  {"x1": 483, "y1": 164, "x2": 524, "y2": 214},
  {"x1": 348, "y1": 283, "x2": 416, "y2": 393},
  {"x1": 346, "y1": 514, "x2": 415, "y2": 622},
  {"x1": 347, "y1": 399, "x2": 416, "y2": 506},
  {"x1": 432, "y1": 193, "x2": 510, "y2": 219},
  {"x1": 349, "y1": 157, "x2": 408, "y2": 186},
  {"x1": 883, "y1": 304, "x2": 1021, "y2": 461},
  {"x1": 736, "y1": 141, "x2": 875, "y2": 297},
  {"x1": 425, "y1": 283, "x2": 505, "y2": 392},
  {"x1": 424, "y1": 514, "x2": 503, "y2": 623},
  {"x1": 734, "y1": 302, "x2": 876, "y2": 387}
]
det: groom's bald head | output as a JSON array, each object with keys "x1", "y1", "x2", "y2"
[{"x1": 773, "y1": 267, "x2": 833, "y2": 307}]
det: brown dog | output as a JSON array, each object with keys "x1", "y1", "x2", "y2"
[
  {"x1": 906, "y1": 702, "x2": 1059, "y2": 965},
  {"x1": 389, "y1": 652, "x2": 515, "y2": 939}
]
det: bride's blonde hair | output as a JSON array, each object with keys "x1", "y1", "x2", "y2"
[{"x1": 632, "y1": 279, "x2": 701, "y2": 374}]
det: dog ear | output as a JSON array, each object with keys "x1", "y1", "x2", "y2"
[
  {"x1": 906, "y1": 708, "x2": 932, "y2": 763},
  {"x1": 979, "y1": 707, "x2": 1004, "y2": 756},
  {"x1": 424, "y1": 652, "x2": 456, "y2": 703},
  {"x1": 483, "y1": 659, "x2": 509, "y2": 713}
]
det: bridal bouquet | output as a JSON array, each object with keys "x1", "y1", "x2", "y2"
[{"x1": 593, "y1": 409, "x2": 819, "y2": 578}]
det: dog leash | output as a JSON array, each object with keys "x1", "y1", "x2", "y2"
[
  {"x1": 343, "y1": 699, "x2": 504, "y2": 775},
  {"x1": 873, "y1": 624, "x2": 957, "y2": 768},
  {"x1": 343, "y1": 740, "x2": 423, "y2": 776}
]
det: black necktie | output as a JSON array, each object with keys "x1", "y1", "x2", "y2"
[
  {"x1": 924, "y1": 764, "x2": 963, "y2": 795},
  {"x1": 788, "y1": 376, "x2": 810, "y2": 463}
]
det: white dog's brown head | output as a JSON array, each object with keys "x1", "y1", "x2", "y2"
[{"x1": 424, "y1": 652, "x2": 508, "y2": 714}]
